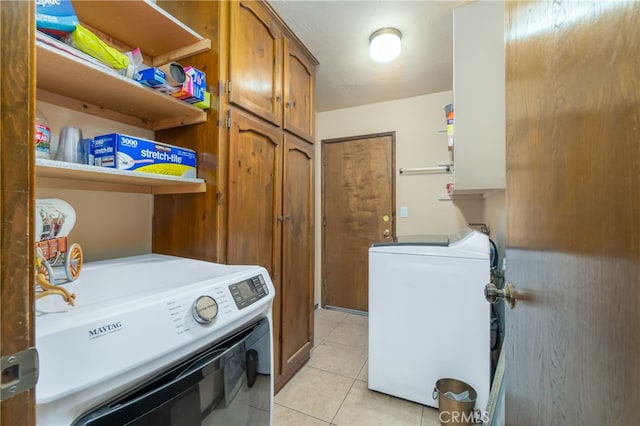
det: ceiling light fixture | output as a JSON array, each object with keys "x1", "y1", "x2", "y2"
[{"x1": 369, "y1": 27, "x2": 402, "y2": 63}]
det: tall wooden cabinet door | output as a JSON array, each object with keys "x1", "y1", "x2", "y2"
[
  {"x1": 277, "y1": 134, "x2": 314, "y2": 388},
  {"x1": 226, "y1": 107, "x2": 283, "y2": 292},
  {"x1": 229, "y1": 1, "x2": 283, "y2": 126},
  {"x1": 283, "y1": 38, "x2": 315, "y2": 142}
]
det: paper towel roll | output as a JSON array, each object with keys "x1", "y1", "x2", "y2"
[{"x1": 158, "y1": 62, "x2": 186, "y2": 87}]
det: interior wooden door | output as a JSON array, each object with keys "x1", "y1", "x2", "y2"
[
  {"x1": 505, "y1": 1, "x2": 640, "y2": 423},
  {"x1": 229, "y1": 0, "x2": 282, "y2": 126},
  {"x1": 322, "y1": 133, "x2": 395, "y2": 312},
  {"x1": 0, "y1": 1, "x2": 36, "y2": 424},
  {"x1": 226, "y1": 107, "x2": 286, "y2": 395},
  {"x1": 278, "y1": 133, "x2": 314, "y2": 390},
  {"x1": 226, "y1": 107, "x2": 283, "y2": 293},
  {"x1": 283, "y1": 38, "x2": 315, "y2": 142}
]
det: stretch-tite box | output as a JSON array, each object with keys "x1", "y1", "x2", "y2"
[{"x1": 91, "y1": 133, "x2": 197, "y2": 178}]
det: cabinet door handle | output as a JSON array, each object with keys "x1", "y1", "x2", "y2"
[
  {"x1": 284, "y1": 215, "x2": 291, "y2": 221},
  {"x1": 277, "y1": 215, "x2": 284, "y2": 222},
  {"x1": 285, "y1": 101, "x2": 295, "y2": 108},
  {"x1": 276, "y1": 95, "x2": 282, "y2": 102}
]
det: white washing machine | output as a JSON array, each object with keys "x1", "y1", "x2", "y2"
[
  {"x1": 368, "y1": 228, "x2": 490, "y2": 412},
  {"x1": 36, "y1": 254, "x2": 275, "y2": 426}
]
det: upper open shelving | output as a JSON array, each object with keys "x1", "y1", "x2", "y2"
[
  {"x1": 36, "y1": 159, "x2": 206, "y2": 194},
  {"x1": 36, "y1": 0, "x2": 211, "y2": 131},
  {"x1": 71, "y1": 0, "x2": 211, "y2": 66}
]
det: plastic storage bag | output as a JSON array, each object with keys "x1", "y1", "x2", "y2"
[{"x1": 67, "y1": 24, "x2": 129, "y2": 70}]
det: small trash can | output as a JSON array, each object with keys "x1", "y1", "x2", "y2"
[{"x1": 433, "y1": 378, "x2": 478, "y2": 425}]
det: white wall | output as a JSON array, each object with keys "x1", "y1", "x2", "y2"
[{"x1": 314, "y1": 91, "x2": 488, "y2": 305}]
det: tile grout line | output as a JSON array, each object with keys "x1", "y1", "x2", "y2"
[
  {"x1": 354, "y1": 356, "x2": 368, "y2": 382},
  {"x1": 328, "y1": 375, "x2": 358, "y2": 426},
  {"x1": 313, "y1": 311, "x2": 370, "y2": 425},
  {"x1": 303, "y1": 364, "x2": 364, "y2": 382},
  {"x1": 273, "y1": 402, "x2": 332, "y2": 425}
]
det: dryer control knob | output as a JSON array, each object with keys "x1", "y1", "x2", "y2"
[{"x1": 192, "y1": 295, "x2": 219, "y2": 324}]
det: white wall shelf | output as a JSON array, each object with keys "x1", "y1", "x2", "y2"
[
  {"x1": 438, "y1": 192, "x2": 484, "y2": 201},
  {"x1": 36, "y1": 159, "x2": 206, "y2": 194}
]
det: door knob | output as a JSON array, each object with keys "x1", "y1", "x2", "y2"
[
  {"x1": 484, "y1": 282, "x2": 517, "y2": 309},
  {"x1": 383, "y1": 229, "x2": 390, "y2": 238}
]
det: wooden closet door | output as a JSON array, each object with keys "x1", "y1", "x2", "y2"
[
  {"x1": 278, "y1": 133, "x2": 314, "y2": 389},
  {"x1": 505, "y1": 1, "x2": 640, "y2": 423},
  {"x1": 283, "y1": 38, "x2": 315, "y2": 142},
  {"x1": 229, "y1": 1, "x2": 283, "y2": 126},
  {"x1": 226, "y1": 108, "x2": 283, "y2": 289}
]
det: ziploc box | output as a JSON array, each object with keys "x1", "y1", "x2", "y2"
[
  {"x1": 171, "y1": 66, "x2": 206, "y2": 104},
  {"x1": 36, "y1": 0, "x2": 79, "y2": 37},
  {"x1": 134, "y1": 67, "x2": 166, "y2": 88},
  {"x1": 91, "y1": 133, "x2": 197, "y2": 178}
]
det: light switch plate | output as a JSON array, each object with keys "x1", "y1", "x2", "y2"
[{"x1": 400, "y1": 206, "x2": 408, "y2": 218}]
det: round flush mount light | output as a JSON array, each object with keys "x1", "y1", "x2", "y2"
[{"x1": 369, "y1": 27, "x2": 402, "y2": 63}]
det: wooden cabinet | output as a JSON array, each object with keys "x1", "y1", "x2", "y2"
[
  {"x1": 226, "y1": 108, "x2": 282, "y2": 279},
  {"x1": 283, "y1": 38, "x2": 316, "y2": 142},
  {"x1": 228, "y1": 0, "x2": 317, "y2": 142},
  {"x1": 226, "y1": 1, "x2": 317, "y2": 391},
  {"x1": 279, "y1": 132, "x2": 314, "y2": 387},
  {"x1": 154, "y1": 0, "x2": 318, "y2": 392},
  {"x1": 226, "y1": 109, "x2": 314, "y2": 391},
  {"x1": 452, "y1": 1, "x2": 505, "y2": 194},
  {"x1": 229, "y1": 0, "x2": 282, "y2": 126}
]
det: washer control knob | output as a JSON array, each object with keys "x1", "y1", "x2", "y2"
[{"x1": 192, "y1": 295, "x2": 219, "y2": 324}]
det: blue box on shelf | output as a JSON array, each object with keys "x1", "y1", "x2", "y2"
[
  {"x1": 91, "y1": 133, "x2": 197, "y2": 178},
  {"x1": 134, "y1": 67, "x2": 166, "y2": 88}
]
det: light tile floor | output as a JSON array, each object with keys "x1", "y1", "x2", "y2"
[{"x1": 274, "y1": 308, "x2": 440, "y2": 426}]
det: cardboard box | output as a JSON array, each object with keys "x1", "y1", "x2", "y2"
[
  {"x1": 90, "y1": 136, "x2": 116, "y2": 167},
  {"x1": 36, "y1": 0, "x2": 78, "y2": 37},
  {"x1": 134, "y1": 67, "x2": 166, "y2": 87},
  {"x1": 91, "y1": 133, "x2": 197, "y2": 178},
  {"x1": 171, "y1": 66, "x2": 206, "y2": 104},
  {"x1": 193, "y1": 91, "x2": 211, "y2": 110},
  {"x1": 151, "y1": 83, "x2": 180, "y2": 95}
]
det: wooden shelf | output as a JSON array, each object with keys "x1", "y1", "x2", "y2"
[
  {"x1": 36, "y1": 159, "x2": 206, "y2": 194},
  {"x1": 36, "y1": 0, "x2": 211, "y2": 130},
  {"x1": 71, "y1": 0, "x2": 211, "y2": 65},
  {"x1": 36, "y1": 42, "x2": 207, "y2": 131}
]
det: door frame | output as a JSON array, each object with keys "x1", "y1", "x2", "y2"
[
  {"x1": 320, "y1": 131, "x2": 396, "y2": 311},
  {"x1": 1, "y1": 0, "x2": 37, "y2": 423}
]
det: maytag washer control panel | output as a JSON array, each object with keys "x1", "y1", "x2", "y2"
[{"x1": 228, "y1": 274, "x2": 269, "y2": 309}]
